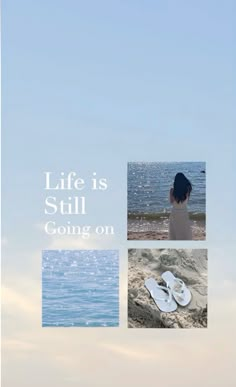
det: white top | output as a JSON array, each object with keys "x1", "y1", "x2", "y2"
[{"x1": 172, "y1": 197, "x2": 189, "y2": 209}]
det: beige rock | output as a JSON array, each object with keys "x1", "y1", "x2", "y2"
[{"x1": 128, "y1": 249, "x2": 207, "y2": 328}]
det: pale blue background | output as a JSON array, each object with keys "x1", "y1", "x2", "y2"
[{"x1": 2, "y1": 1, "x2": 236, "y2": 386}]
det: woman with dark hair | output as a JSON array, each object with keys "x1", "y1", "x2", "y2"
[{"x1": 169, "y1": 173, "x2": 192, "y2": 240}]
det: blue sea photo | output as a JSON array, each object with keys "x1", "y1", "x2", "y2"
[
  {"x1": 42, "y1": 250, "x2": 119, "y2": 327},
  {"x1": 128, "y1": 162, "x2": 206, "y2": 240}
]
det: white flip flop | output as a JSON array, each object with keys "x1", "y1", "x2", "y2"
[
  {"x1": 161, "y1": 271, "x2": 192, "y2": 306},
  {"x1": 145, "y1": 278, "x2": 177, "y2": 313}
]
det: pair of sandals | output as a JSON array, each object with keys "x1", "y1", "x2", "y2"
[{"x1": 145, "y1": 271, "x2": 191, "y2": 312}]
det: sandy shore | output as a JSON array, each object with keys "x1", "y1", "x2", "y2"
[
  {"x1": 128, "y1": 249, "x2": 207, "y2": 328},
  {"x1": 128, "y1": 220, "x2": 205, "y2": 240}
]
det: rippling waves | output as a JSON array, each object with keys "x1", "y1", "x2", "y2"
[
  {"x1": 128, "y1": 162, "x2": 206, "y2": 214},
  {"x1": 42, "y1": 250, "x2": 119, "y2": 327}
]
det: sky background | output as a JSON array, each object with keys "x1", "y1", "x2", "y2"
[{"x1": 2, "y1": 0, "x2": 236, "y2": 386}]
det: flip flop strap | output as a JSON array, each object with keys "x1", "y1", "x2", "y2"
[
  {"x1": 171, "y1": 278, "x2": 185, "y2": 300},
  {"x1": 151, "y1": 285, "x2": 172, "y2": 304}
]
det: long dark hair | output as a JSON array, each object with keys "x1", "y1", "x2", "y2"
[{"x1": 173, "y1": 173, "x2": 192, "y2": 203}]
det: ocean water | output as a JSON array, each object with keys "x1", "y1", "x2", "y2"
[
  {"x1": 128, "y1": 162, "x2": 206, "y2": 215},
  {"x1": 128, "y1": 162, "x2": 206, "y2": 233},
  {"x1": 42, "y1": 250, "x2": 119, "y2": 327}
]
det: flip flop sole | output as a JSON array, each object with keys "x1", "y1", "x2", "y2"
[
  {"x1": 145, "y1": 278, "x2": 177, "y2": 313},
  {"x1": 162, "y1": 271, "x2": 192, "y2": 306}
]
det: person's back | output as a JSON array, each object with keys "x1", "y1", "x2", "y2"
[{"x1": 169, "y1": 173, "x2": 192, "y2": 240}]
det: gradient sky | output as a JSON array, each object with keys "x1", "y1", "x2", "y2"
[{"x1": 2, "y1": 1, "x2": 236, "y2": 386}]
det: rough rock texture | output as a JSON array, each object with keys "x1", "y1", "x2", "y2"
[{"x1": 128, "y1": 249, "x2": 207, "y2": 328}]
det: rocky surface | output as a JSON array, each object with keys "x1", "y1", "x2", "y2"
[{"x1": 128, "y1": 249, "x2": 207, "y2": 328}]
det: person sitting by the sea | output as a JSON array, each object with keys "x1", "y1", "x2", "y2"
[{"x1": 169, "y1": 173, "x2": 192, "y2": 240}]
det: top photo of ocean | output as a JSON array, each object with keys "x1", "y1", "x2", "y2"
[{"x1": 128, "y1": 162, "x2": 206, "y2": 240}]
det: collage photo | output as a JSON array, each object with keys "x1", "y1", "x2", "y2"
[{"x1": 42, "y1": 162, "x2": 207, "y2": 329}]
